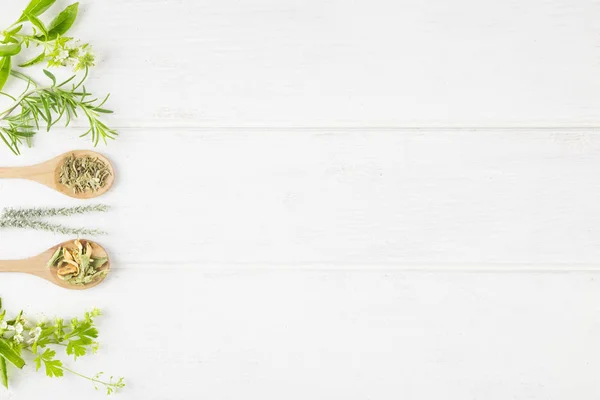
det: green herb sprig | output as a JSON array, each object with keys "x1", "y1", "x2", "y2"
[
  {"x1": 0, "y1": 204, "x2": 109, "y2": 235},
  {"x1": 0, "y1": 299, "x2": 125, "y2": 394},
  {"x1": 0, "y1": 0, "x2": 116, "y2": 155}
]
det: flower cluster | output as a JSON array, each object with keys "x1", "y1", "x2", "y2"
[
  {"x1": 45, "y1": 37, "x2": 95, "y2": 71},
  {"x1": 0, "y1": 0, "x2": 116, "y2": 155},
  {"x1": 0, "y1": 320, "x2": 42, "y2": 345},
  {"x1": 0, "y1": 301, "x2": 123, "y2": 394}
]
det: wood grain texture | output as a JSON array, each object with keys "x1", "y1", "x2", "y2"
[
  {"x1": 1, "y1": 0, "x2": 600, "y2": 127},
  {"x1": 0, "y1": 0, "x2": 598, "y2": 398},
  {"x1": 2, "y1": 128, "x2": 600, "y2": 267},
  {"x1": 0, "y1": 269, "x2": 598, "y2": 399}
]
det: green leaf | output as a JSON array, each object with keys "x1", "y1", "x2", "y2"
[
  {"x1": 46, "y1": 3, "x2": 79, "y2": 39},
  {"x1": 0, "y1": 339, "x2": 24, "y2": 369},
  {"x1": 34, "y1": 349, "x2": 63, "y2": 378},
  {"x1": 0, "y1": 44, "x2": 21, "y2": 57},
  {"x1": 27, "y1": 14, "x2": 48, "y2": 38},
  {"x1": 44, "y1": 359, "x2": 63, "y2": 378},
  {"x1": 66, "y1": 339, "x2": 87, "y2": 359},
  {"x1": 1, "y1": 27, "x2": 22, "y2": 44},
  {"x1": 0, "y1": 357, "x2": 8, "y2": 389},
  {"x1": 33, "y1": 327, "x2": 55, "y2": 353},
  {"x1": 18, "y1": 0, "x2": 57, "y2": 22},
  {"x1": 6, "y1": 25, "x2": 23, "y2": 36},
  {"x1": 0, "y1": 57, "x2": 11, "y2": 92},
  {"x1": 19, "y1": 52, "x2": 45, "y2": 68},
  {"x1": 43, "y1": 69, "x2": 56, "y2": 86},
  {"x1": 1, "y1": 37, "x2": 19, "y2": 45},
  {"x1": 75, "y1": 322, "x2": 98, "y2": 339},
  {"x1": 91, "y1": 257, "x2": 108, "y2": 269}
]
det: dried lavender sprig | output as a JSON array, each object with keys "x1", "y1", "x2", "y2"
[
  {"x1": 1, "y1": 204, "x2": 110, "y2": 220},
  {"x1": 0, "y1": 218, "x2": 106, "y2": 236}
]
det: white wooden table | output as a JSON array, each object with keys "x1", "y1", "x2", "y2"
[{"x1": 1, "y1": 0, "x2": 600, "y2": 398}]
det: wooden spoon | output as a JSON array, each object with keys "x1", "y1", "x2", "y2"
[
  {"x1": 0, "y1": 150, "x2": 115, "y2": 199},
  {"x1": 0, "y1": 240, "x2": 111, "y2": 290}
]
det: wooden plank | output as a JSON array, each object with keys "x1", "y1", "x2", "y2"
[
  {"x1": 1, "y1": 268, "x2": 600, "y2": 398},
  {"x1": 1, "y1": 0, "x2": 600, "y2": 127},
  {"x1": 1, "y1": 128, "x2": 600, "y2": 268}
]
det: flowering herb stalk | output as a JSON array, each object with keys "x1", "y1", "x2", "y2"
[
  {"x1": 0, "y1": 204, "x2": 109, "y2": 235},
  {"x1": 0, "y1": 299, "x2": 125, "y2": 394},
  {"x1": 0, "y1": 0, "x2": 116, "y2": 155}
]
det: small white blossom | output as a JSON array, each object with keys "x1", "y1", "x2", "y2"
[
  {"x1": 58, "y1": 50, "x2": 69, "y2": 61},
  {"x1": 27, "y1": 326, "x2": 42, "y2": 344},
  {"x1": 66, "y1": 39, "x2": 81, "y2": 50},
  {"x1": 13, "y1": 334, "x2": 23, "y2": 344},
  {"x1": 0, "y1": 321, "x2": 7, "y2": 330},
  {"x1": 14, "y1": 323, "x2": 23, "y2": 334},
  {"x1": 30, "y1": 327, "x2": 42, "y2": 338}
]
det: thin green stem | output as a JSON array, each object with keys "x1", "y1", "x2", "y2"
[
  {"x1": 22, "y1": 349, "x2": 120, "y2": 389},
  {"x1": 61, "y1": 367, "x2": 119, "y2": 388},
  {"x1": 11, "y1": 33, "x2": 54, "y2": 50},
  {"x1": 0, "y1": 87, "x2": 46, "y2": 120}
]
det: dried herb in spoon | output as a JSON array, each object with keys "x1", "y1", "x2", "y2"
[
  {"x1": 47, "y1": 240, "x2": 109, "y2": 285},
  {"x1": 59, "y1": 154, "x2": 111, "y2": 194}
]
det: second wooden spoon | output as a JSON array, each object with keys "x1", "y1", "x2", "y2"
[
  {"x1": 0, "y1": 240, "x2": 111, "y2": 290},
  {"x1": 0, "y1": 150, "x2": 115, "y2": 199}
]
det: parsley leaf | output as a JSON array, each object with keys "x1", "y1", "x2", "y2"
[
  {"x1": 34, "y1": 349, "x2": 63, "y2": 378},
  {"x1": 66, "y1": 339, "x2": 87, "y2": 360}
]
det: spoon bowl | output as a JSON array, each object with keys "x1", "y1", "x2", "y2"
[
  {"x1": 0, "y1": 150, "x2": 115, "y2": 199},
  {"x1": 0, "y1": 239, "x2": 111, "y2": 290}
]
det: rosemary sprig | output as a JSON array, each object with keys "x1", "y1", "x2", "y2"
[
  {"x1": 0, "y1": 68, "x2": 116, "y2": 155},
  {"x1": 0, "y1": 0, "x2": 116, "y2": 155}
]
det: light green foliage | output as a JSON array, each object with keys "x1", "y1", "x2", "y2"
[
  {"x1": 0, "y1": 68, "x2": 116, "y2": 154},
  {"x1": 0, "y1": 300, "x2": 124, "y2": 394},
  {"x1": 46, "y1": 3, "x2": 79, "y2": 39},
  {"x1": 0, "y1": 44, "x2": 22, "y2": 57},
  {"x1": 34, "y1": 349, "x2": 63, "y2": 377},
  {"x1": 0, "y1": 57, "x2": 10, "y2": 91},
  {"x1": 18, "y1": 0, "x2": 57, "y2": 22},
  {"x1": 0, "y1": 339, "x2": 24, "y2": 369},
  {"x1": 0, "y1": 357, "x2": 7, "y2": 388},
  {"x1": 0, "y1": 204, "x2": 109, "y2": 236},
  {"x1": 0, "y1": 0, "x2": 115, "y2": 155}
]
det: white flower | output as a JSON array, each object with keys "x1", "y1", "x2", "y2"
[
  {"x1": 6, "y1": 323, "x2": 22, "y2": 333},
  {"x1": 54, "y1": 50, "x2": 69, "y2": 63},
  {"x1": 25, "y1": 327, "x2": 42, "y2": 345},
  {"x1": 66, "y1": 39, "x2": 81, "y2": 50},
  {"x1": 30, "y1": 327, "x2": 42, "y2": 338},
  {"x1": 0, "y1": 321, "x2": 7, "y2": 330},
  {"x1": 13, "y1": 334, "x2": 23, "y2": 344}
]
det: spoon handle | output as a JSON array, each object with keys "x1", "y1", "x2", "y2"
[
  {"x1": 0, "y1": 259, "x2": 29, "y2": 272},
  {"x1": 0, "y1": 167, "x2": 27, "y2": 179},
  {"x1": 0, "y1": 164, "x2": 54, "y2": 187}
]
